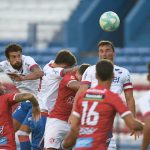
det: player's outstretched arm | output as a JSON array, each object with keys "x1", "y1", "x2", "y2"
[
  {"x1": 14, "y1": 93, "x2": 41, "y2": 121},
  {"x1": 123, "y1": 114, "x2": 144, "y2": 131},
  {"x1": 8, "y1": 65, "x2": 44, "y2": 81},
  {"x1": 141, "y1": 116, "x2": 150, "y2": 150},
  {"x1": 62, "y1": 114, "x2": 79, "y2": 149}
]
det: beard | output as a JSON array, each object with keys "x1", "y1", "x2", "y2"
[{"x1": 12, "y1": 62, "x2": 22, "y2": 70}]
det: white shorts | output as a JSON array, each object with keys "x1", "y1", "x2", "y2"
[
  {"x1": 107, "y1": 137, "x2": 117, "y2": 150},
  {"x1": 44, "y1": 118, "x2": 71, "y2": 149}
]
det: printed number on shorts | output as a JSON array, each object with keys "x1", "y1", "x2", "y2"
[{"x1": 81, "y1": 101, "x2": 99, "y2": 126}]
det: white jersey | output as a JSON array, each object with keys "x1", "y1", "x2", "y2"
[
  {"x1": 0, "y1": 55, "x2": 40, "y2": 95},
  {"x1": 138, "y1": 91, "x2": 150, "y2": 117},
  {"x1": 82, "y1": 64, "x2": 133, "y2": 94},
  {"x1": 37, "y1": 61, "x2": 64, "y2": 112}
]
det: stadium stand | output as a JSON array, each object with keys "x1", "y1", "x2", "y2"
[
  {"x1": 125, "y1": 0, "x2": 150, "y2": 46},
  {"x1": 61, "y1": 0, "x2": 136, "y2": 50},
  {"x1": 0, "y1": 0, "x2": 80, "y2": 46}
]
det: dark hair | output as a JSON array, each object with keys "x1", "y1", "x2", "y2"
[
  {"x1": 96, "y1": 60, "x2": 113, "y2": 81},
  {"x1": 79, "y1": 64, "x2": 90, "y2": 75},
  {"x1": 55, "y1": 50, "x2": 77, "y2": 67},
  {"x1": 5, "y1": 44, "x2": 22, "y2": 59},
  {"x1": 98, "y1": 40, "x2": 115, "y2": 52}
]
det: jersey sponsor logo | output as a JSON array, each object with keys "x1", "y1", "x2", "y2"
[
  {"x1": 113, "y1": 77, "x2": 120, "y2": 83},
  {"x1": 0, "y1": 137, "x2": 7, "y2": 145},
  {"x1": 80, "y1": 127, "x2": 97, "y2": 135},
  {"x1": 67, "y1": 96, "x2": 74, "y2": 105},
  {"x1": 84, "y1": 93, "x2": 104, "y2": 101},
  {"x1": 0, "y1": 126, "x2": 4, "y2": 134},
  {"x1": 75, "y1": 138, "x2": 93, "y2": 148}
]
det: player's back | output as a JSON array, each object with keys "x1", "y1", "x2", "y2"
[
  {"x1": 37, "y1": 61, "x2": 64, "y2": 112},
  {"x1": 74, "y1": 86, "x2": 129, "y2": 150}
]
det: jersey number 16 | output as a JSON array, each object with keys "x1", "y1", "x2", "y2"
[{"x1": 81, "y1": 101, "x2": 99, "y2": 126}]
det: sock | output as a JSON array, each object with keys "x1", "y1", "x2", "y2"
[
  {"x1": 17, "y1": 130, "x2": 31, "y2": 150},
  {"x1": 18, "y1": 135, "x2": 31, "y2": 150}
]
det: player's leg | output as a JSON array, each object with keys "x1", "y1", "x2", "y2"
[
  {"x1": 31, "y1": 113, "x2": 47, "y2": 150},
  {"x1": 44, "y1": 118, "x2": 70, "y2": 150},
  {"x1": 17, "y1": 109, "x2": 32, "y2": 150},
  {"x1": 12, "y1": 105, "x2": 29, "y2": 132}
]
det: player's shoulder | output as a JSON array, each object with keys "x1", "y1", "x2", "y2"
[
  {"x1": 63, "y1": 73, "x2": 76, "y2": 82},
  {"x1": 106, "y1": 89, "x2": 121, "y2": 101},
  {"x1": 0, "y1": 60, "x2": 8, "y2": 66},
  {"x1": 114, "y1": 65, "x2": 130, "y2": 74},
  {"x1": 22, "y1": 55, "x2": 35, "y2": 61},
  {"x1": 84, "y1": 65, "x2": 96, "y2": 72}
]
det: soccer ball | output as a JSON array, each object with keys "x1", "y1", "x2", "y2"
[{"x1": 99, "y1": 11, "x2": 120, "y2": 32}]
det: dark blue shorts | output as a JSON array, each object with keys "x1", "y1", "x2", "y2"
[
  {"x1": 12, "y1": 101, "x2": 32, "y2": 124},
  {"x1": 23, "y1": 110, "x2": 47, "y2": 150}
]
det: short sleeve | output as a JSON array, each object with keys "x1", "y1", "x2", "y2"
[
  {"x1": 81, "y1": 66, "x2": 92, "y2": 85},
  {"x1": 24, "y1": 56, "x2": 39, "y2": 70},
  {"x1": 138, "y1": 92, "x2": 150, "y2": 117},
  {"x1": 123, "y1": 69, "x2": 133, "y2": 91},
  {"x1": 109, "y1": 93, "x2": 131, "y2": 118}
]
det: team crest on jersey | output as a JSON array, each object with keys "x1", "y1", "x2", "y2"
[
  {"x1": 25, "y1": 63, "x2": 30, "y2": 67},
  {"x1": 84, "y1": 93, "x2": 104, "y2": 101},
  {"x1": 53, "y1": 69, "x2": 59, "y2": 74},
  {"x1": 115, "y1": 68, "x2": 122, "y2": 74}
]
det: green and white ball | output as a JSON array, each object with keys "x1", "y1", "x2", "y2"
[{"x1": 99, "y1": 11, "x2": 120, "y2": 32}]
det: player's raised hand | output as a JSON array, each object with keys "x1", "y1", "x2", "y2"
[{"x1": 32, "y1": 106, "x2": 41, "y2": 122}]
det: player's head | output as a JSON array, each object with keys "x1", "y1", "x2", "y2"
[
  {"x1": 147, "y1": 63, "x2": 150, "y2": 82},
  {"x1": 96, "y1": 59, "x2": 114, "y2": 82},
  {"x1": 98, "y1": 40, "x2": 115, "y2": 62},
  {"x1": 55, "y1": 50, "x2": 77, "y2": 68},
  {"x1": 5, "y1": 44, "x2": 22, "y2": 70},
  {"x1": 76, "y1": 64, "x2": 90, "y2": 81},
  {"x1": 0, "y1": 82, "x2": 6, "y2": 95}
]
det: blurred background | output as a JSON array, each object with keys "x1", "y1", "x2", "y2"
[{"x1": 0, "y1": 0, "x2": 149, "y2": 149}]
